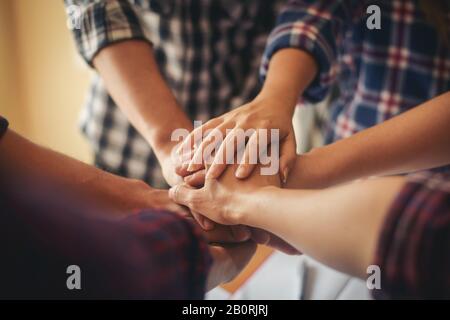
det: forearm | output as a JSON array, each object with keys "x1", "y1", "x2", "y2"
[
  {"x1": 1, "y1": 130, "x2": 104, "y2": 186},
  {"x1": 0, "y1": 130, "x2": 140, "y2": 213},
  {"x1": 93, "y1": 40, "x2": 193, "y2": 160},
  {"x1": 257, "y1": 48, "x2": 317, "y2": 112},
  {"x1": 286, "y1": 91, "x2": 450, "y2": 189},
  {"x1": 239, "y1": 178, "x2": 405, "y2": 278}
]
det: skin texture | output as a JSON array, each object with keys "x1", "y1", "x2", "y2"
[{"x1": 171, "y1": 162, "x2": 300, "y2": 255}]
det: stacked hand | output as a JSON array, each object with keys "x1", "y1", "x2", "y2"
[
  {"x1": 161, "y1": 97, "x2": 301, "y2": 287},
  {"x1": 170, "y1": 161, "x2": 299, "y2": 255},
  {"x1": 175, "y1": 95, "x2": 297, "y2": 183}
]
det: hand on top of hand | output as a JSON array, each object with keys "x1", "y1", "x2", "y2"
[
  {"x1": 170, "y1": 162, "x2": 300, "y2": 255},
  {"x1": 175, "y1": 95, "x2": 297, "y2": 184}
]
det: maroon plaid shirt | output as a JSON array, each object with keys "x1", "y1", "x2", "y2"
[
  {"x1": 373, "y1": 171, "x2": 450, "y2": 299},
  {"x1": 0, "y1": 171, "x2": 211, "y2": 299}
]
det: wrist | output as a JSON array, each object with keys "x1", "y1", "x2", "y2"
[
  {"x1": 232, "y1": 186, "x2": 279, "y2": 227},
  {"x1": 148, "y1": 128, "x2": 189, "y2": 164},
  {"x1": 286, "y1": 147, "x2": 338, "y2": 189},
  {"x1": 255, "y1": 88, "x2": 298, "y2": 114},
  {"x1": 143, "y1": 114, "x2": 193, "y2": 158}
]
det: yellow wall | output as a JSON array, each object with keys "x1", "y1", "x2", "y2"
[{"x1": 0, "y1": 0, "x2": 93, "y2": 163}]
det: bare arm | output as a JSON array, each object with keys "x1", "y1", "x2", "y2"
[
  {"x1": 93, "y1": 40, "x2": 194, "y2": 185},
  {"x1": 286, "y1": 91, "x2": 450, "y2": 189},
  {"x1": 170, "y1": 171, "x2": 405, "y2": 279},
  {"x1": 179, "y1": 48, "x2": 317, "y2": 182},
  {"x1": 240, "y1": 178, "x2": 405, "y2": 278},
  {"x1": 0, "y1": 129, "x2": 184, "y2": 215}
]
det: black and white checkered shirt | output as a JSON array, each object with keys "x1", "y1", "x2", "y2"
[{"x1": 65, "y1": 0, "x2": 281, "y2": 188}]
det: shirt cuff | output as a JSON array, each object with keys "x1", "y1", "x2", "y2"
[
  {"x1": 70, "y1": 0, "x2": 152, "y2": 66},
  {"x1": 260, "y1": 20, "x2": 338, "y2": 104}
]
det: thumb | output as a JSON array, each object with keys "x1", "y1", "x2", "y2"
[
  {"x1": 279, "y1": 133, "x2": 297, "y2": 184},
  {"x1": 168, "y1": 184, "x2": 196, "y2": 207}
]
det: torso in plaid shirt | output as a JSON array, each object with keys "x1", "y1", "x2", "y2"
[
  {"x1": 66, "y1": 0, "x2": 281, "y2": 188},
  {"x1": 261, "y1": 0, "x2": 450, "y2": 144}
]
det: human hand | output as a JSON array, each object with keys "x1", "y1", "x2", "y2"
[
  {"x1": 96, "y1": 172, "x2": 188, "y2": 216},
  {"x1": 206, "y1": 241, "x2": 257, "y2": 291},
  {"x1": 250, "y1": 228, "x2": 300, "y2": 255},
  {"x1": 170, "y1": 162, "x2": 299, "y2": 256},
  {"x1": 176, "y1": 95, "x2": 297, "y2": 183},
  {"x1": 192, "y1": 218, "x2": 252, "y2": 244},
  {"x1": 170, "y1": 162, "x2": 280, "y2": 226}
]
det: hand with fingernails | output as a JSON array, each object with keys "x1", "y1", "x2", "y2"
[
  {"x1": 175, "y1": 94, "x2": 297, "y2": 185},
  {"x1": 169, "y1": 163, "x2": 300, "y2": 255}
]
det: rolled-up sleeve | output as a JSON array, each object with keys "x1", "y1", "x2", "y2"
[
  {"x1": 260, "y1": 0, "x2": 355, "y2": 103},
  {"x1": 64, "y1": 0, "x2": 151, "y2": 66},
  {"x1": 373, "y1": 172, "x2": 450, "y2": 299}
]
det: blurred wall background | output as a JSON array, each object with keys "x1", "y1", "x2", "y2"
[{"x1": 0, "y1": 0, "x2": 92, "y2": 163}]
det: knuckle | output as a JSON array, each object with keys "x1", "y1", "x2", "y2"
[{"x1": 132, "y1": 178, "x2": 149, "y2": 190}]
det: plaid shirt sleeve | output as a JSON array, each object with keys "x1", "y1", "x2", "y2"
[
  {"x1": 0, "y1": 174, "x2": 211, "y2": 299},
  {"x1": 373, "y1": 172, "x2": 450, "y2": 300},
  {"x1": 64, "y1": 0, "x2": 151, "y2": 66},
  {"x1": 260, "y1": 0, "x2": 357, "y2": 103}
]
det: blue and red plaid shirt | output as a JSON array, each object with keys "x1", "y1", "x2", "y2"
[{"x1": 261, "y1": 0, "x2": 450, "y2": 144}]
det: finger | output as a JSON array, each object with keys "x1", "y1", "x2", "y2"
[
  {"x1": 206, "y1": 128, "x2": 238, "y2": 179},
  {"x1": 235, "y1": 131, "x2": 258, "y2": 179},
  {"x1": 176, "y1": 125, "x2": 204, "y2": 155},
  {"x1": 168, "y1": 184, "x2": 197, "y2": 208},
  {"x1": 168, "y1": 185, "x2": 214, "y2": 230},
  {"x1": 184, "y1": 169, "x2": 206, "y2": 187},
  {"x1": 175, "y1": 163, "x2": 191, "y2": 177},
  {"x1": 230, "y1": 225, "x2": 252, "y2": 242},
  {"x1": 207, "y1": 241, "x2": 257, "y2": 290},
  {"x1": 174, "y1": 149, "x2": 196, "y2": 177},
  {"x1": 203, "y1": 225, "x2": 251, "y2": 243},
  {"x1": 249, "y1": 228, "x2": 270, "y2": 245},
  {"x1": 191, "y1": 210, "x2": 215, "y2": 231},
  {"x1": 187, "y1": 127, "x2": 224, "y2": 172},
  {"x1": 166, "y1": 203, "x2": 191, "y2": 218},
  {"x1": 279, "y1": 133, "x2": 297, "y2": 184},
  {"x1": 176, "y1": 118, "x2": 222, "y2": 155}
]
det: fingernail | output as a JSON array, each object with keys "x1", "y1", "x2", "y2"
[
  {"x1": 235, "y1": 166, "x2": 246, "y2": 179},
  {"x1": 187, "y1": 163, "x2": 196, "y2": 172}
]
